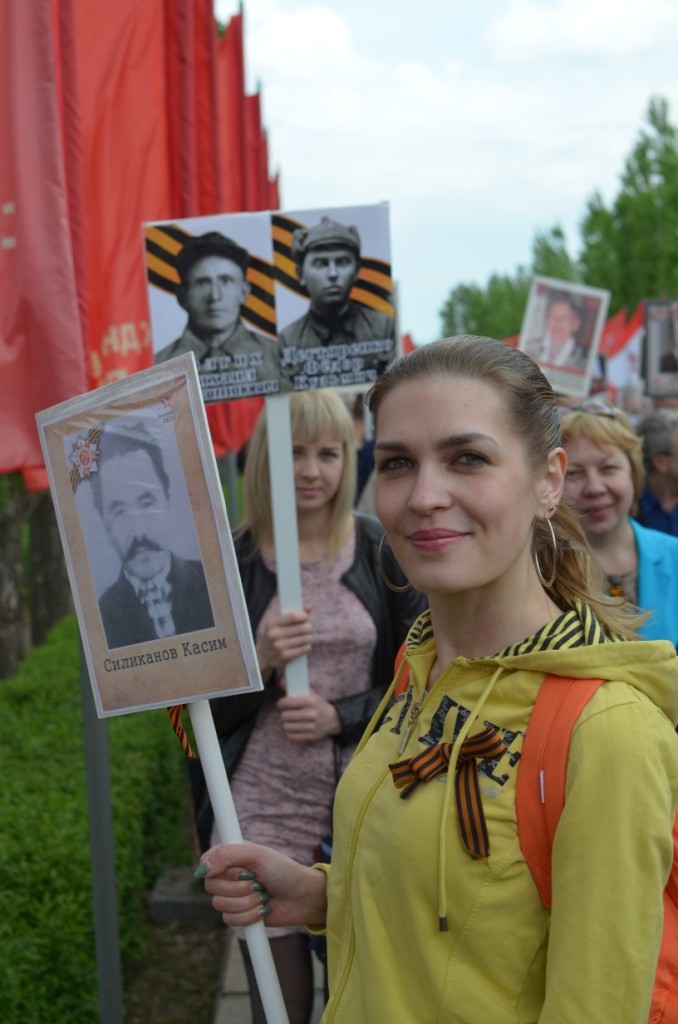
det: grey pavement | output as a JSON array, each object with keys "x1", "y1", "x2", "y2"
[
  {"x1": 147, "y1": 865, "x2": 324, "y2": 1024},
  {"x1": 212, "y1": 933, "x2": 325, "y2": 1024}
]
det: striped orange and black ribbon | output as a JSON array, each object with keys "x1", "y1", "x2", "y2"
[
  {"x1": 389, "y1": 727, "x2": 508, "y2": 858},
  {"x1": 167, "y1": 705, "x2": 196, "y2": 759}
]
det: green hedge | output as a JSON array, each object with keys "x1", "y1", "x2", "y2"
[{"x1": 0, "y1": 616, "x2": 196, "y2": 1023}]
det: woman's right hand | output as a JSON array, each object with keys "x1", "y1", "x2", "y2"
[
  {"x1": 197, "y1": 841, "x2": 328, "y2": 929},
  {"x1": 256, "y1": 609, "x2": 312, "y2": 679}
]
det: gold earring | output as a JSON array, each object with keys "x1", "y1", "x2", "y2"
[
  {"x1": 378, "y1": 534, "x2": 412, "y2": 593},
  {"x1": 533, "y1": 515, "x2": 558, "y2": 589}
]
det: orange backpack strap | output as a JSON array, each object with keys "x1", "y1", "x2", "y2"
[
  {"x1": 653, "y1": 817, "x2": 678, "y2": 1023},
  {"x1": 516, "y1": 675, "x2": 605, "y2": 908},
  {"x1": 393, "y1": 638, "x2": 410, "y2": 697}
]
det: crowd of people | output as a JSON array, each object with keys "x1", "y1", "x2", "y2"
[{"x1": 193, "y1": 336, "x2": 678, "y2": 1024}]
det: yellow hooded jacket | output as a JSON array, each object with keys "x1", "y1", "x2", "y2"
[{"x1": 320, "y1": 602, "x2": 678, "y2": 1023}]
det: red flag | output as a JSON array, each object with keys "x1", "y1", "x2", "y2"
[
  {"x1": 599, "y1": 303, "x2": 645, "y2": 358},
  {"x1": 209, "y1": 13, "x2": 279, "y2": 454},
  {"x1": 164, "y1": 0, "x2": 222, "y2": 217},
  {"x1": 0, "y1": 0, "x2": 280, "y2": 478},
  {"x1": 194, "y1": 0, "x2": 222, "y2": 213},
  {"x1": 268, "y1": 170, "x2": 281, "y2": 210},
  {"x1": 0, "y1": 0, "x2": 88, "y2": 481},
  {"x1": 244, "y1": 92, "x2": 266, "y2": 211},
  {"x1": 598, "y1": 307, "x2": 629, "y2": 358},
  {"x1": 162, "y1": 0, "x2": 238, "y2": 453},
  {"x1": 74, "y1": 0, "x2": 173, "y2": 388},
  {"x1": 259, "y1": 123, "x2": 271, "y2": 210},
  {"x1": 206, "y1": 399, "x2": 264, "y2": 458},
  {"x1": 217, "y1": 11, "x2": 246, "y2": 213},
  {"x1": 55, "y1": 0, "x2": 90, "y2": 362},
  {"x1": 163, "y1": 0, "x2": 199, "y2": 216}
]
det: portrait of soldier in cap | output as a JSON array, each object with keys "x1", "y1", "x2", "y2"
[
  {"x1": 278, "y1": 215, "x2": 396, "y2": 390},
  {"x1": 155, "y1": 231, "x2": 281, "y2": 398}
]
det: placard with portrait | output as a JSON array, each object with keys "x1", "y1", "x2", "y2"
[
  {"x1": 518, "y1": 276, "x2": 610, "y2": 398},
  {"x1": 36, "y1": 355, "x2": 262, "y2": 716},
  {"x1": 645, "y1": 298, "x2": 678, "y2": 396},
  {"x1": 143, "y1": 202, "x2": 396, "y2": 401}
]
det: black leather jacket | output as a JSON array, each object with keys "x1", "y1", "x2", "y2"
[{"x1": 210, "y1": 513, "x2": 426, "y2": 775}]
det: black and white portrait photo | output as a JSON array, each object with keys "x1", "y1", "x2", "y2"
[
  {"x1": 78, "y1": 415, "x2": 214, "y2": 650},
  {"x1": 36, "y1": 356, "x2": 262, "y2": 716},
  {"x1": 275, "y1": 203, "x2": 397, "y2": 391},
  {"x1": 145, "y1": 213, "x2": 282, "y2": 402}
]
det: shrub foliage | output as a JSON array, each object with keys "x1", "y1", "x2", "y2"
[{"x1": 0, "y1": 616, "x2": 195, "y2": 1022}]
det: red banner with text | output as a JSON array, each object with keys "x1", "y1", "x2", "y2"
[
  {"x1": 0, "y1": 0, "x2": 88, "y2": 481},
  {"x1": 2, "y1": 0, "x2": 281, "y2": 482}
]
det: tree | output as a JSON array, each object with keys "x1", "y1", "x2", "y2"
[
  {"x1": 0, "y1": 476, "x2": 32, "y2": 678},
  {"x1": 0, "y1": 478, "x2": 72, "y2": 678},
  {"x1": 439, "y1": 225, "x2": 579, "y2": 339},
  {"x1": 439, "y1": 96, "x2": 678, "y2": 335},
  {"x1": 28, "y1": 494, "x2": 73, "y2": 647},
  {"x1": 439, "y1": 271, "x2": 529, "y2": 340},
  {"x1": 531, "y1": 225, "x2": 580, "y2": 281},
  {"x1": 580, "y1": 96, "x2": 678, "y2": 312}
]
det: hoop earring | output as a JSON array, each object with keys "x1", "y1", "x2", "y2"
[
  {"x1": 533, "y1": 515, "x2": 558, "y2": 589},
  {"x1": 378, "y1": 534, "x2": 412, "y2": 593}
]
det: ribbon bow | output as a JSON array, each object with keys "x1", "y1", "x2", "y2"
[{"x1": 389, "y1": 727, "x2": 508, "y2": 858}]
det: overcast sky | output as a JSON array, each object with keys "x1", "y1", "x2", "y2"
[{"x1": 214, "y1": 0, "x2": 678, "y2": 342}]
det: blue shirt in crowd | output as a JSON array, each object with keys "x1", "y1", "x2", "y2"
[{"x1": 637, "y1": 486, "x2": 678, "y2": 537}]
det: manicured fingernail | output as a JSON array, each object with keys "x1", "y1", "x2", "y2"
[
  {"x1": 258, "y1": 892, "x2": 271, "y2": 905},
  {"x1": 238, "y1": 870, "x2": 256, "y2": 881},
  {"x1": 258, "y1": 904, "x2": 272, "y2": 917},
  {"x1": 193, "y1": 861, "x2": 211, "y2": 879},
  {"x1": 251, "y1": 881, "x2": 266, "y2": 892}
]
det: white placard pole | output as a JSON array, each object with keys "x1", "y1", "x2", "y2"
[
  {"x1": 265, "y1": 394, "x2": 309, "y2": 696},
  {"x1": 189, "y1": 700, "x2": 290, "y2": 1024}
]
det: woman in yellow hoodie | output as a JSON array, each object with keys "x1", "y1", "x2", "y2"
[{"x1": 197, "y1": 336, "x2": 678, "y2": 1023}]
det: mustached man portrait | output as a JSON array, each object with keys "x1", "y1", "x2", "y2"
[{"x1": 86, "y1": 417, "x2": 214, "y2": 650}]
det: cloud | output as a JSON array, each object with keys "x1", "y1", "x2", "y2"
[
  {"x1": 487, "y1": 0, "x2": 677, "y2": 61},
  {"x1": 215, "y1": 0, "x2": 678, "y2": 339},
  {"x1": 247, "y1": 4, "x2": 354, "y2": 81}
]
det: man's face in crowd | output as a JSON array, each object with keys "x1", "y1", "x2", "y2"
[
  {"x1": 546, "y1": 300, "x2": 581, "y2": 347},
  {"x1": 100, "y1": 448, "x2": 171, "y2": 582},
  {"x1": 299, "y1": 246, "x2": 359, "y2": 315},
  {"x1": 179, "y1": 255, "x2": 249, "y2": 338}
]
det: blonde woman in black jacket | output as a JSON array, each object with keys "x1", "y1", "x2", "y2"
[{"x1": 208, "y1": 389, "x2": 425, "y2": 1024}]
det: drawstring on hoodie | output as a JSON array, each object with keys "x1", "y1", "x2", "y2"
[{"x1": 436, "y1": 665, "x2": 507, "y2": 931}]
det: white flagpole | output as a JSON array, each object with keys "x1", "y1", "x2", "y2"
[
  {"x1": 189, "y1": 700, "x2": 290, "y2": 1024},
  {"x1": 265, "y1": 393, "x2": 309, "y2": 696}
]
